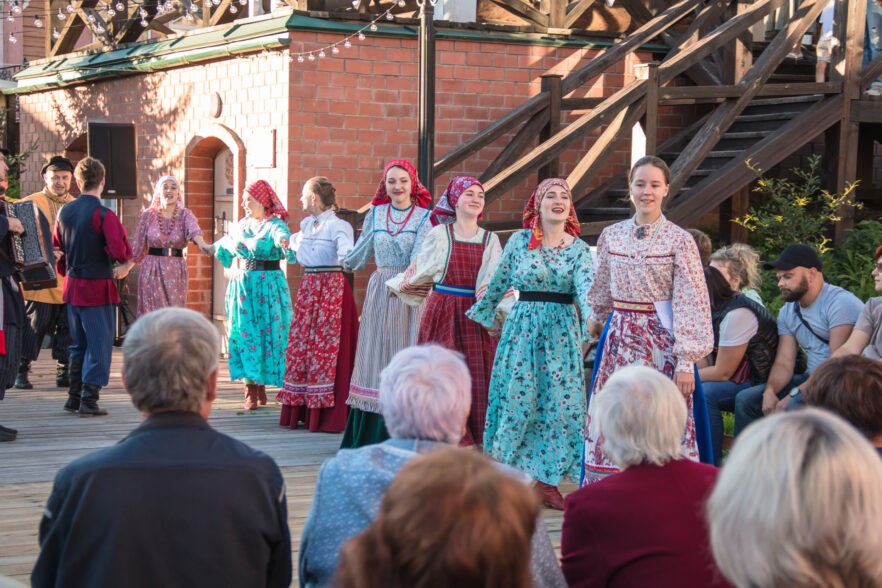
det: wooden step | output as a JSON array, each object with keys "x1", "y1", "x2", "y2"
[
  {"x1": 721, "y1": 130, "x2": 774, "y2": 140},
  {"x1": 746, "y1": 94, "x2": 823, "y2": 107},
  {"x1": 768, "y1": 73, "x2": 817, "y2": 83},
  {"x1": 579, "y1": 207, "x2": 631, "y2": 216},
  {"x1": 735, "y1": 111, "x2": 801, "y2": 123}
]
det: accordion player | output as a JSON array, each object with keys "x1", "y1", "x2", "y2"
[{"x1": 0, "y1": 200, "x2": 58, "y2": 290}]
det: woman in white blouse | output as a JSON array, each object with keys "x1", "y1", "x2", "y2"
[{"x1": 278, "y1": 177, "x2": 358, "y2": 433}]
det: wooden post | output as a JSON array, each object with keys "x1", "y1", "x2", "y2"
[
  {"x1": 538, "y1": 74, "x2": 562, "y2": 181},
  {"x1": 644, "y1": 62, "x2": 659, "y2": 155},
  {"x1": 834, "y1": 0, "x2": 866, "y2": 243},
  {"x1": 417, "y1": 0, "x2": 436, "y2": 200}
]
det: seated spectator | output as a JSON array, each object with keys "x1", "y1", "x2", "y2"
[
  {"x1": 561, "y1": 366, "x2": 728, "y2": 588},
  {"x1": 298, "y1": 344, "x2": 565, "y2": 588},
  {"x1": 823, "y1": 244, "x2": 882, "y2": 359},
  {"x1": 700, "y1": 266, "x2": 778, "y2": 465},
  {"x1": 687, "y1": 228, "x2": 712, "y2": 266},
  {"x1": 31, "y1": 308, "x2": 291, "y2": 588},
  {"x1": 333, "y1": 448, "x2": 539, "y2": 588},
  {"x1": 734, "y1": 243, "x2": 862, "y2": 435},
  {"x1": 707, "y1": 409, "x2": 882, "y2": 587},
  {"x1": 709, "y1": 243, "x2": 764, "y2": 306},
  {"x1": 803, "y1": 355, "x2": 882, "y2": 457}
]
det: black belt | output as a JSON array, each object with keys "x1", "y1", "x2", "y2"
[
  {"x1": 304, "y1": 265, "x2": 343, "y2": 274},
  {"x1": 148, "y1": 247, "x2": 183, "y2": 258},
  {"x1": 519, "y1": 291, "x2": 574, "y2": 304},
  {"x1": 242, "y1": 259, "x2": 281, "y2": 272}
]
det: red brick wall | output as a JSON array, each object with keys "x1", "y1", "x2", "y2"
[{"x1": 16, "y1": 25, "x2": 696, "y2": 312}]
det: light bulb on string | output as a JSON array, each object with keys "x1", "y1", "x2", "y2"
[
  {"x1": 318, "y1": 49, "x2": 325, "y2": 58},
  {"x1": 385, "y1": 11, "x2": 393, "y2": 19},
  {"x1": 8, "y1": 32, "x2": 15, "y2": 44},
  {"x1": 237, "y1": 0, "x2": 247, "y2": 5},
  {"x1": 229, "y1": 4, "x2": 238, "y2": 13},
  {"x1": 106, "y1": 7, "x2": 115, "y2": 16},
  {"x1": 51, "y1": 27, "x2": 60, "y2": 38},
  {"x1": 87, "y1": 12, "x2": 96, "y2": 22},
  {"x1": 307, "y1": 53, "x2": 315, "y2": 61},
  {"x1": 11, "y1": 2, "x2": 21, "y2": 15},
  {"x1": 115, "y1": 1, "x2": 124, "y2": 11},
  {"x1": 97, "y1": 23, "x2": 105, "y2": 32},
  {"x1": 357, "y1": 31, "x2": 365, "y2": 40},
  {"x1": 185, "y1": 11, "x2": 195, "y2": 20},
  {"x1": 65, "y1": 3, "x2": 75, "y2": 13},
  {"x1": 5, "y1": 14, "x2": 13, "y2": 23},
  {"x1": 34, "y1": 15, "x2": 43, "y2": 27},
  {"x1": 56, "y1": 8, "x2": 63, "y2": 19},
  {"x1": 369, "y1": 22, "x2": 377, "y2": 31},
  {"x1": 296, "y1": 54, "x2": 304, "y2": 62},
  {"x1": 331, "y1": 45, "x2": 339, "y2": 54},
  {"x1": 397, "y1": 0, "x2": 404, "y2": 5},
  {"x1": 343, "y1": 38, "x2": 351, "y2": 48},
  {"x1": 139, "y1": 17, "x2": 147, "y2": 25}
]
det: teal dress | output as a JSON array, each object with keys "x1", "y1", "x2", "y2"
[
  {"x1": 466, "y1": 230, "x2": 594, "y2": 485},
  {"x1": 215, "y1": 217, "x2": 296, "y2": 387}
]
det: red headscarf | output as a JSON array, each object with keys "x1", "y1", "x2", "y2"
[
  {"x1": 245, "y1": 180, "x2": 289, "y2": 221},
  {"x1": 372, "y1": 159, "x2": 433, "y2": 210},
  {"x1": 522, "y1": 178, "x2": 581, "y2": 250},
  {"x1": 432, "y1": 176, "x2": 483, "y2": 225}
]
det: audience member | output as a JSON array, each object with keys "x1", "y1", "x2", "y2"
[
  {"x1": 709, "y1": 243, "x2": 764, "y2": 306},
  {"x1": 823, "y1": 244, "x2": 882, "y2": 359},
  {"x1": 707, "y1": 409, "x2": 882, "y2": 587},
  {"x1": 561, "y1": 366, "x2": 728, "y2": 588},
  {"x1": 31, "y1": 308, "x2": 292, "y2": 588},
  {"x1": 298, "y1": 343, "x2": 565, "y2": 588},
  {"x1": 803, "y1": 355, "x2": 882, "y2": 457},
  {"x1": 700, "y1": 266, "x2": 778, "y2": 465},
  {"x1": 687, "y1": 228, "x2": 712, "y2": 266},
  {"x1": 333, "y1": 448, "x2": 539, "y2": 588},
  {"x1": 734, "y1": 243, "x2": 861, "y2": 434}
]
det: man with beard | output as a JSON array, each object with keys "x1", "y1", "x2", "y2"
[
  {"x1": 14, "y1": 156, "x2": 75, "y2": 390},
  {"x1": 733, "y1": 244, "x2": 862, "y2": 436}
]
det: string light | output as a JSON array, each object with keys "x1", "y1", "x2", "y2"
[
  {"x1": 8, "y1": 32, "x2": 15, "y2": 43},
  {"x1": 33, "y1": 14, "x2": 42, "y2": 27},
  {"x1": 287, "y1": 1, "x2": 398, "y2": 64}
]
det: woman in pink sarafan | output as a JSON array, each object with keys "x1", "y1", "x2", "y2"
[{"x1": 119, "y1": 176, "x2": 213, "y2": 315}]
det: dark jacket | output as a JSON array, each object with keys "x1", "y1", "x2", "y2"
[
  {"x1": 712, "y1": 294, "x2": 779, "y2": 385},
  {"x1": 32, "y1": 411, "x2": 292, "y2": 588},
  {"x1": 56, "y1": 194, "x2": 113, "y2": 279}
]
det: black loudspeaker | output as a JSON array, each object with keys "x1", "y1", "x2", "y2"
[{"x1": 87, "y1": 122, "x2": 137, "y2": 199}]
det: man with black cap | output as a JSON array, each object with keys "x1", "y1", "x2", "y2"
[
  {"x1": 14, "y1": 155, "x2": 75, "y2": 390},
  {"x1": 732, "y1": 243, "x2": 863, "y2": 436}
]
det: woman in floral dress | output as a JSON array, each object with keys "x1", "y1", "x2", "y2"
[
  {"x1": 212, "y1": 180, "x2": 295, "y2": 410},
  {"x1": 118, "y1": 176, "x2": 212, "y2": 315},
  {"x1": 278, "y1": 177, "x2": 358, "y2": 433},
  {"x1": 387, "y1": 176, "x2": 513, "y2": 445},
  {"x1": 583, "y1": 156, "x2": 714, "y2": 486},
  {"x1": 340, "y1": 159, "x2": 433, "y2": 448},
  {"x1": 467, "y1": 178, "x2": 594, "y2": 510}
]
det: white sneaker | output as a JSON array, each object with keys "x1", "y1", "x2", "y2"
[{"x1": 865, "y1": 82, "x2": 882, "y2": 96}]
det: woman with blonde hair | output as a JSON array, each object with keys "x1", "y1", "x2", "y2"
[
  {"x1": 707, "y1": 408, "x2": 882, "y2": 587},
  {"x1": 709, "y1": 242, "x2": 763, "y2": 306}
]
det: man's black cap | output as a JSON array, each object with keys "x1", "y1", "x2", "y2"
[
  {"x1": 41, "y1": 155, "x2": 74, "y2": 176},
  {"x1": 762, "y1": 243, "x2": 823, "y2": 271}
]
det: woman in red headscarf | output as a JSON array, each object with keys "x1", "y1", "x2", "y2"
[
  {"x1": 386, "y1": 176, "x2": 513, "y2": 445},
  {"x1": 211, "y1": 180, "x2": 295, "y2": 410},
  {"x1": 340, "y1": 160, "x2": 434, "y2": 448},
  {"x1": 466, "y1": 178, "x2": 595, "y2": 510}
]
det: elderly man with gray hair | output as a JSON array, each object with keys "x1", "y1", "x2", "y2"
[
  {"x1": 562, "y1": 366, "x2": 728, "y2": 588},
  {"x1": 298, "y1": 343, "x2": 566, "y2": 588},
  {"x1": 31, "y1": 308, "x2": 292, "y2": 588}
]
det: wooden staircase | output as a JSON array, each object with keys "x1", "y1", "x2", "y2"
[{"x1": 435, "y1": 0, "x2": 882, "y2": 243}]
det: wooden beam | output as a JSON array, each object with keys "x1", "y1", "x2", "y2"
[
  {"x1": 860, "y1": 54, "x2": 882, "y2": 93},
  {"x1": 548, "y1": 0, "x2": 566, "y2": 28},
  {"x1": 479, "y1": 109, "x2": 550, "y2": 183},
  {"x1": 564, "y1": 0, "x2": 596, "y2": 28},
  {"x1": 77, "y1": 6, "x2": 111, "y2": 44},
  {"x1": 851, "y1": 100, "x2": 882, "y2": 123},
  {"x1": 49, "y1": 0, "x2": 99, "y2": 58},
  {"x1": 209, "y1": 0, "x2": 235, "y2": 27},
  {"x1": 488, "y1": 0, "x2": 550, "y2": 27},
  {"x1": 538, "y1": 74, "x2": 563, "y2": 180},
  {"x1": 657, "y1": 81, "x2": 841, "y2": 101},
  {"x1": 642, "y1": 62, "x2": 659, "y2": 154},
  {"x1": 113, "y1": 0, "x2": 159, "y2": 45},
  {"x1": 560, "y1": 97, "x2": 606, "y2": 110},
  {"x1": 666, "y1": 0, "x2": 830, "y2": 197},
  {"x1": 567, "y1": 99, "x2": 647, "y2": 199}
]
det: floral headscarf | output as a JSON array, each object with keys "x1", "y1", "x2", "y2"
[
  {"x1": 372, "y1": 159, "x2": 433, "y2": 210},
  {"x1": 245, "y1": 180, "x2": 289, "y2": 221},
  {"x1": 432, "y1": 176, "x2": 483, "y2": 225},
  {"x1": 522, "y1": 178, "x2": 580, "y2": 250},
  {"x1": 149, "y1": 175, "x2": 182, "y2": 211}
]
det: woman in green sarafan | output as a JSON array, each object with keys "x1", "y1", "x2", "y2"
[{"x1": 213, "y1": 180, "x2": 295, "y2": 410}]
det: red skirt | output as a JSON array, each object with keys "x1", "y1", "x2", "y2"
[
  {"x1": 418, "y1": 289, "x2": 497, "y2": 445},
  {"x1": 278, "y1": 271, "x2": 358, "y2": 433}
]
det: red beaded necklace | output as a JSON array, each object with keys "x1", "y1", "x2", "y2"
[{"x1": 385, "y1": 203, "x2": 415, "y2": 237}]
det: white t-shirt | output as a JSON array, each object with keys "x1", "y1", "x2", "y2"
[{"x1": 719, "y1": 307, "x2": 759, "y2": 347}]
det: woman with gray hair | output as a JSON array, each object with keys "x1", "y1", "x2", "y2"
[
  {"x1": 298, "y1": 343, "x2": 565, "y2": 588},
  {"x1": 562, "y1": 366, "x2": 727, "y2": 587},
  {"x1": 707, "y1": 409, "x2": 882, "y2": 588}
]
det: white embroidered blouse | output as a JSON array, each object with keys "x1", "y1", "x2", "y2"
[{"x1": 290, "y1": 209, "x2": 354, "y2": 267}]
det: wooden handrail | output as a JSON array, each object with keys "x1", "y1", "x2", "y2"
[{"x1": 860, "y1": 54, "x2": 882, "y2": 91}]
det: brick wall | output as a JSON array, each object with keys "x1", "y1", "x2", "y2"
[{"x1": 15, "y1": 23, "x2": 696, "y2": 313}]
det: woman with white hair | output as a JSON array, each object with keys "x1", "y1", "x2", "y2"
[
  {"x1": 116, "y1": 176, "x2": 213, "y2": 316},
  {"x1": 298, "y1": 343, "x2": 566, "y2": 588},
  {"x1": 561, "y1": 366, "x2": 728, "y2": 588},
  {"x1": 707, "y1": 409, "x2": 882, "y2": 588}
]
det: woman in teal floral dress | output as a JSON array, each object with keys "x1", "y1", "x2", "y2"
[
  {"x1": 467, "y1": 178, "x2": 594, "y2": 510},
  {"x1": 213, "y1": 180, "x2": 295, "y2": 410}
]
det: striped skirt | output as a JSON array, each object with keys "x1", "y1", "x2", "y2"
[{"x1": 346, "y1": 266, "x2": 425, "y2": 414}]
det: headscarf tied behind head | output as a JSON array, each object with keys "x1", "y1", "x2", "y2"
[
  {"x1": 245, "y1": 180, "x2": 289, "y2": 221},
  {"x1": 149, "y1": 175, "x2": 182, "y2": 211},
  {"x1": 372, "y1": 159, "x2": 433, "y2": 210},
  {"x1": 432, "y1": 176, "x2": 483, "y2": 226},
  {"x1": 522, "y1": 178, "x2": 581, "y2": 251}
]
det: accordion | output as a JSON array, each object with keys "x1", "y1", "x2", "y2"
[{"x1": 1, "y1": 200, "x2": 57, "y2": 291}]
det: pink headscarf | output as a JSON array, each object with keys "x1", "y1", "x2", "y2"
[
  {"x1": 244, "y1": 180, "x2": 289, "y2": 221},
  {"x1": 432, "y1": 176, "x2": 483, "y2": 225},
  {"x1": 149, "y1": 175, "x2": 182, "y2": 211},
  {"x1": 522, "y1": 178, "x2": 581, "y2": 250},
  {"x1": 372, "y1": 159, "x2": 433, "y2": 210}
]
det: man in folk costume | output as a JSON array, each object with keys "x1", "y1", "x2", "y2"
[
  {"x1": 0, "y1": 152, "x2": 26, "y2": 441},
  {"x1": 14, "y1": 156, "x2": 76, "y2": 390},
  {"x1": 53, "y1": 157, "x2": 132, "y2": 417}
]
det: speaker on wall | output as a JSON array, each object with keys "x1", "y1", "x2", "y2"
[{"x1": 87, "y1": 122, "x2": 137, "y2": 200}]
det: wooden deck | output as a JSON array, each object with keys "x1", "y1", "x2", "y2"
[{"x1": 0, "y1": 350, "x2": 569, "y2": 586}]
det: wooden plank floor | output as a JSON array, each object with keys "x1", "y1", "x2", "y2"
[{"x1": 0, "y1": 350, "x2": 569, "y2": 586}]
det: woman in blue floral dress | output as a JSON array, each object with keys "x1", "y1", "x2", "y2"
[
  {"x1": 213, "y1": 180, "x2": 295, "y2": 410},
  {"x1": 467, "y1": 178, "x2": 594, "y2": 510}
]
